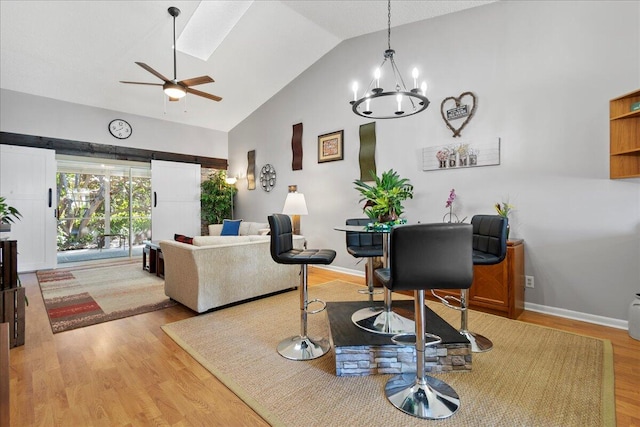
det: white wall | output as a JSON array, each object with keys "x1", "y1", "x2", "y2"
[
  {"x1": 0, "y1": 89, "x2": 228, "y2": 158},
  {"x1": 229, "y1": 1, "x2": 640, "y2": 322}
]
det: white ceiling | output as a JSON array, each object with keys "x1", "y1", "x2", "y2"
[{"x1": 0, "y1": 1, "x2": 495, "y2": 133}]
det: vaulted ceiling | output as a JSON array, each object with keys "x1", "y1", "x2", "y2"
[{"x1": 0, "y1": 1, "x2": 495, "y2": 132}]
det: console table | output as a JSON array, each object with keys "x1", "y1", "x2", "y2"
[{"x1": 425, "y1": 239, "x2": 525, "y2": 319}]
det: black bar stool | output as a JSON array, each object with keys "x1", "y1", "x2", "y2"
[
  {"x1": 432, "y1": 214, "x2": 508, "y2": 352},
  {"x1": 375, "y1": 223, "x2": 474, "y2": 420},
  {"x1": 268, "y1": 214, "x2": 336, "y2": 360},
  {"x1": 345, "y1": 218, "x2": 384, "y2": 304}
]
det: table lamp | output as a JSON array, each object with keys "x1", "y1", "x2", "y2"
[{"x1": 282, "y1": 185, "x2": 308, "y2": 235}]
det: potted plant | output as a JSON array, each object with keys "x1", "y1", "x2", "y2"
[
  {"x1": 0, "y1": 196, "x2": 22, "y2": 235},
  {"x1": 353, "y1": 169, "x2": 414, "y2": 223},
  {"x1": 201, "y1": 171, "x2": 237, "y2": 234}
]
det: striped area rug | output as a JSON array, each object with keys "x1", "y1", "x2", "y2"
[{"x1": 37, "y1": 260, "x2": 175, "y2": 333}]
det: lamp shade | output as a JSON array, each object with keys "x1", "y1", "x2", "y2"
[{"x1": 282, "y1": 192, "x2": 308, "y2": 215}]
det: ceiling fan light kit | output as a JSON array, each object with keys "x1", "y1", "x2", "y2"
[
  {"x1": 350, "y1": 0, "x2": 429, "y2": 119},
  {"x1": 163, "y1": 82, "x2": 186, "y2": 99},
  {"x1": 120, "y1": 6, "x2": 222, "y2": 103}
]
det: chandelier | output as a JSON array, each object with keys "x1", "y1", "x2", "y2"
[{"x1": 350, "y1": 0, "x2": 430, "y2": 119}]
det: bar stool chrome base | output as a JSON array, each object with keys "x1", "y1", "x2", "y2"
[
  {"x1": 460, "y1": 330, "x2": 493, "y2": 353},
  {"x1": 277, "y1": 335, "x2": 330, "y2": 361},
  {"x1": 385, "y1": 374, "x2": 460, "y2": 419},
  {"x1": 351, "y1": 307, "x2": 414, "y2": 335}
]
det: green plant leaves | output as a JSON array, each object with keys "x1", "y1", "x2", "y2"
[{"x1": 353, "y1": 169, "x2": 413, "y2": 220}]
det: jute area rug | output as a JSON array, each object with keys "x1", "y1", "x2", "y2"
[
  {"x1": 37, "y1": 259, "x2": 176, "y2": 333},
  {"x1": 162, "y1": 281, "x2": 615, "y2": 427}
]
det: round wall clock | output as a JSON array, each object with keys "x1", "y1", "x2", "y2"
[
  {"x1": 108, "y1": 119, "x2": 132, "y2": 139},
  {"x1": 259, "y1": 164, "x2": 276, "y2": 192}
]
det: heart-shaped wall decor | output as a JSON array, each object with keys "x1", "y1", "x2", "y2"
[{"x1": 440, "y1": 92, "x2": 477, "y2": 138}]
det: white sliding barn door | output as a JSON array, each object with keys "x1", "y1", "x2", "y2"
[
  {"x1": 151, "y1": 160, "x2": 200, "y2": 241},
  {"x1": 0, "y1": 145, "x2": 57, "y2": 271}
]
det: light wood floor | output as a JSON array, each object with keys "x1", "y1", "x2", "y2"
[{"x1": 8, "y1": 266, "x2": 640, "y2": 426}]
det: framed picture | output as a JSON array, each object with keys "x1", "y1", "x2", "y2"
[{"x1": 318, "y1": 130, "x2": 344, "y2": 163}]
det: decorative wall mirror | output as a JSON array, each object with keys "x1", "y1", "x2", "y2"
[{"x1": 259, "y1": 164, "x2": 276, "y2": 192}]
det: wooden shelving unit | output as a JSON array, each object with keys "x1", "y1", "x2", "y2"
[
  {"x1": 0, "y1": 240, "x2": 25, "y2": 348},
  {"x1": 610, "y1": 89, "x2": 640, "y2": 179}
]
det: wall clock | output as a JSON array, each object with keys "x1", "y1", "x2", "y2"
[
  {"x1": 259, "y1": 164, "x2": 276, "y2": 192},
  {"x1": 108, "y1": 119, "x2": 132, "y2": 139}
]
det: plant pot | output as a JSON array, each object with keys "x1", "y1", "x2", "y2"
[
  {"x1": 0, "y1": 223, "x2": 10, "y2": 240},
  {"x1": 378, "y1": 210, "x2": 398, "y2": 224}
]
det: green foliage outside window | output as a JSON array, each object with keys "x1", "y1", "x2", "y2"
[
  {"x1": 56, "y1": 172, "x2": 151, "y2": 251},
  {"x1": 201, "y1": 170, "x2": 237, "y2": 227}
]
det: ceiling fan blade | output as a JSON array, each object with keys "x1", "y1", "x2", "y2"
[
  {"x1": 135, "y1": 62, "x2": 170, "y2": 82},
  {"x1": 120, "y1": 81, "x2": 163, "y2": 86},
  {"x1": 178, "y1": 76, "x2": 214, "y2": 87},
  {"x1": 186, "y1": 87, "x2": 222, "y2": 102}
]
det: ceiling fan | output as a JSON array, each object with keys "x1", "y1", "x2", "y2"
[{"x1": 120, "y1": 6, "x2": 222, "y2": 102}]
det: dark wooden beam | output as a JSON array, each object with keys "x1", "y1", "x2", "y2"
[{"x1": 0, "y1": 132, "x2": 228, "y2": 170}]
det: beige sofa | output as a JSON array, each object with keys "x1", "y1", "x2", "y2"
[{"x1": 160, "y1": 222, "x2": 305, "y2": 313}]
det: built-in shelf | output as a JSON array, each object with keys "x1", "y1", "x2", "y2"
[{"x1": 610, "y1": 89, "x2": 640, "y2": 179}]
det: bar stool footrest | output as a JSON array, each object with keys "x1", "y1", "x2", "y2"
[{"x1": 307, "y1": 298, "x2": 326, "y2": 314}]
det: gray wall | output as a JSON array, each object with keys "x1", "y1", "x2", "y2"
[
  {"x1": 229, "y1": 1, "x2": 640, "y2": 323},
  {"x1": 0, "y1": 89, "x2": 228, "y2": 158}
]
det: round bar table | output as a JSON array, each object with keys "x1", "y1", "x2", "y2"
[{"x1": 334, "y1": 224, "x2": 414, "y2": 335}]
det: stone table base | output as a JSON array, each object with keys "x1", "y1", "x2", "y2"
[{"x1": 326, "y1": 300, "x2": 471, "y2": 377}]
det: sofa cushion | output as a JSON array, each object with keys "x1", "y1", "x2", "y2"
[
  {"x1": 174, "y1": 233, "x2": 194, "y2": 244},
  {"x1": 209, "y1": 221, "x2": 269, "y2": 236},
  {"x1": 221, "y1": 219, "x2": 242, "y2": 236},
  {"x1": 192, "y1": 235, "x2": 253, "y2": 246},
  {"x1": 209, "y1": 224, "x2": 223, "y2": 236},
  {"x1": 247, "y1": 222, "x2": 269, "y2": 236}
]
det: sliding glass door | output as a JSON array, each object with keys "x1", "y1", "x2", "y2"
[{"x1": 56, "y1": 158, "x2": 151, "y2": 263}]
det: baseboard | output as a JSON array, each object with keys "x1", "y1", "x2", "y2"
[
  {"x1": 316, "y1": 264, "x2": 364, "y2": 277},
  {"x1": 315, "y1": 266, "x2": 629, "y2": 331},
  {"x1": 524, "y1": 302, "x2": 628, "y2": 330}
]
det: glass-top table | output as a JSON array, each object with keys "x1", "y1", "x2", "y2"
[{"x1": 334, "y1": 224, "x2": 414, "y2": 335}]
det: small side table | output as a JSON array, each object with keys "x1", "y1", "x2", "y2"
[{"x1": 143, "y1": 241, "x2": 162, "y2": 277}]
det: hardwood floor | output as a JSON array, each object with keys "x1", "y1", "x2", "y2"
[{"x1": 8, "y1": 266, "x2": 640, "y2": 426}]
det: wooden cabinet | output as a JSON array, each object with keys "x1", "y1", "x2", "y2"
[
  {"x1": 610, "y1": 89, "x2": 640, "y2": 179},
  {"x1": 426, "y1": 239, "x2": 525, "y2": 319}
]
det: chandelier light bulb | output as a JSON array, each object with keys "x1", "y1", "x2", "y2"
[
  {"x1": 421, "y1": 81, "x2": 427, "y2": 95},
  {"x1": 412, "y1": 68, "x2": 419, "y2": 88},
  {"x1": 396, "y1": 94, "x2": 403, "y2": 114},
  {"x1": 374, "y1": 68, "x2": 381, "y2": 88},
  {"x1": 352, "y1": 82, "x2": 358, "y2": 101},
  {"x1": 365, "y1": 97, "x2": 371, "y2": 114}
]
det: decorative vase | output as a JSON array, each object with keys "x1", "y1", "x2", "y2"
[
  {"x1": 629, "y1": 293, "x2": 640, "y2": 340},
  {"x1": 0, "y1": 223, "x2": 10, "y2": 240},
  {"x1": 442, "y1": 211, "x2": 459, "y2": 223}
]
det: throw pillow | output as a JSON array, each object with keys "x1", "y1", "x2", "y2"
[
  {"x1": 174, "y1": 234, "x2": 194, "y2": 244},
  {"x1": 220, "y1": 219, "x2": 242, "y2": 236}
]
